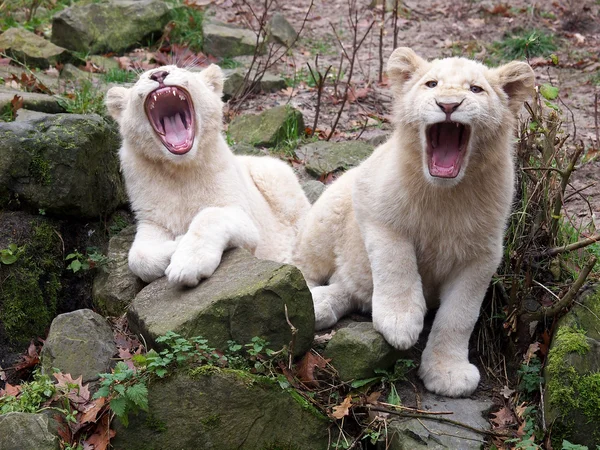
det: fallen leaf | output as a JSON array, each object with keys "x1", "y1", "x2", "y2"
[
  {"x1": 500, "y1": 385, "x2": 515, "y2": 399},
  {"x1": 573, "y1": 33, "x2": 585, "y2": 44},
  {"x1": 83, "y1": 414, "x2": 115, "y2": 450},
  {"x1": 80, "y1": 397, "x2": 107, "y2": 424},
  {"x1": 14, "y1": 339, "x2": 37, "y2": 372},
  {"x1": 366, "y1": 391, "x2": 382, "y2": 404},
  {"x1": 295, "y1": 352, "x2": 329, "y2": 387},
  {"x1": 524, "y1": 342, "x2": 540, "y2": 364},
  {"x1": 490, "y1": 406, "x2": 515, "y2": 428},
  {"x1": 53, "y1": 372, "x2": 91, "y2": 405},
  {"x1": 332, "y1": 395, "x2": 352, "y2": 419},
  {"x1": 0, "y1": 383, "x2": 21, "y2": 397}
]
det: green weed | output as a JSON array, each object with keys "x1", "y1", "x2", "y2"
[
  {"x1": 57, "y1": 80, "x2": 105, "y2": 115},
  {"x1": 65, "y1": 248, "x2": 108, "y2": 273},
  {"x1": 220, "y1": 57, "x2": 242, "y2": 69},
  {"x1": 168, "y1": 5, "x2": 204, "y2": 52},
  {"x1": 492, "y1": 29, "x2": 557, "y2": 60},
  {"x1": 0, "y1": 370, "x2": 55, "y2": 413},
  {"x1": 102, "y1": 68, "x2": 137, "y2": 83},
  {"x1": 1, "y1": 243, "x2": 23, "y2": 265},
  {"x1": 517, "y1": 356, "x2": 543, "y2": 397}
]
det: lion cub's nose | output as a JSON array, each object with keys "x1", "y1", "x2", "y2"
[
  {"x1": 436, "y1": 101, "x2": 462, "y2": 114},
  {"x1": 150, "y1": 70, "x2": 169, "y2": 84}
]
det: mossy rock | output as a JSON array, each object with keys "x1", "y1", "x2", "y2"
[
  {"x1": 0, "y1": 113, "x2": 126, "y2": 218},
  {"x1": 0, "y1": 28, "x2": 70, "y2": 69},
  {"x1": 228, "y1": 105, "x2": 304, "y2": 148},
  {"x1": 0, "y1": 212, "x2": 63, "y2": 346},
  {"x1": 0, "y1": 412, "x2": 60, "y2": 450},
  {"x1": 296, "y1": 141, "x2": 374, "y2": 177},
  {"x1": 203, "y1": 23, "x2": 261, "y2": 58},
  {"x1": 128, "y1": 248, "x2": 315, "y2": 356},
  {"x1": 51, "y1": 0, "x2": 172, "y2": 54},
  {"x1": 0, "y1": 87, "x2": 65, "y2": 114},
  {"x1": 543, "y1": 285, "x2": 600, "y2": 447},
  {"x1": 112, "y1": 369, "x2": 329, "y2": 449}
]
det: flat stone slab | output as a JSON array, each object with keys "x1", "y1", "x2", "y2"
[
  {"x1": 222, "y1": 68, "x2": 286, "y2": 99},
  {"x1": 301, "y1": 180, "x2": 326, "y2": 204},
  {"x1": 203, "y1": 23, "x2": 261, "y2": 58},
  {"x1": 128, "y1": 249, "x2": 315, "y2": 356},
  {"x1": 0, "y1": 28, "x2": 70, "y2": 68},
  {"x1": 296, "y1": 141, "x2": 374, "y2": 177},
  {"x1": 0, "y1": 87, "x2": 64, "y2": 114},
  {"x1": 228, "y1": 105, "x2": 304, "y2": 147}
]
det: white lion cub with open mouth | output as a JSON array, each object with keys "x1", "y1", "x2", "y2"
[
  {"x1": 106, "y1": 64, "x2": 310, "y2": 287},
  {"x1": 294, "y1": 48, "x2": 534, "y2": 397}
]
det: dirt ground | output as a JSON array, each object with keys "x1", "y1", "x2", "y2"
[{"x1": 210, "y1": 0, "x2": 599, "y2": 230}]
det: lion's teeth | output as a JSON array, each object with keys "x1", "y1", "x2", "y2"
[{"x1": 179, "y1": 95, "x2": 185, "y2": 101}]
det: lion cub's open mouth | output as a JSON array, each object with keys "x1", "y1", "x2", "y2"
[
  {"x1": 144, "y1": 86, "x2": 195, "y2": 155},
  {"x1": 426, "y1": 122, "x2": 471, "y2": 178}
]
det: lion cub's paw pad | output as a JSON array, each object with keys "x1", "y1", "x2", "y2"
[
  {"x1": 165, "y1": 249, "x2": 221, "y2": 287},
  {"x1": 374, "y1": 311, "x2": 423, "y2": 350},
  {"x1": 418, "y1": 360, "x2": 480, "y2": 397}
]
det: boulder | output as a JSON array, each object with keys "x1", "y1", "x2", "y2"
[
  {"x1": 383, "y1": 393, "x2": 491, "y2": 449},
  {"x1": 40, "y1": 309, "x2": 116, "y2": 385},
  {"x1": 0, "y1": 87, "x2": 64, "y2": 114},
  {"x1": 112, "y1": 369, "x2": 329, "y2": 449},
  {"x1": 543, "y1": 285, "x2": 600, "y2": 447},
  {"x1": 222, "y1": 68, "x2": 286, "y2": 100},
  {"x1": 0, "y1": 413, "x2": 59, "y2": 450},
  {"x1": 128, "y1": 249, "x2": 315, "y2": 356},
  {"x1": 269, "y1": 13, "x2": 297, "y2": 47},
  {"x1": 203, "y1": 23, "x2": 261, "y2": 58},
  {"x1": 296, "y1": 141, "x2": 374, "y2": 177},
  {"x1": 60, "y1": 63, "x2": 98, "y2": 83},
  {"x1": 302, "y1": 180, "x2": 326, "y2": 204},
  {"x1": 0, "y1": 113, "x2": 126, "y2": 218},
  {"x1": 14, "y1": 110, "x2": 52, "y2": 122},
  {"x1": 324, "y1": 322, "x2": 404, "y2": 381},
  {"x1": 0, "y1": 28, "x2": 69, "y2": 68},
  {"x1": 228, "y1": 105, "x2": 304, "y2": 147},
  {"x1": 93, "y1": 226, "x2": 145, "y2": 316},
  {"x1": 51, "y1": 0, "x2": 172, "y2": 54},
  {"x1": 231, "y1": 142, "x2": 265, "y2": 156},
  {"x1": 0, "y1": 213, "x2": 63, "y2": 347}
]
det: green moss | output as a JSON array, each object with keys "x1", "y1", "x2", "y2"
[
  {"x1": 144, "y1": 412, "x2": 167, "y2": 432},
  {"x1": 28, "y1": 154, "x2": 52, "y2": 185},
  {"x1": 200, "y1": 413, "x2": 221, "y2": 428},
  {"x1": 287, "y1": 389, "x2": 328, "y2": 421}
]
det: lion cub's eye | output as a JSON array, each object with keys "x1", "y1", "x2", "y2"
[
  {"x1": 470, "y1": 85, "x2": 484, "y2": 93},
  {"x1": 425, "y1": 81, "x2": 438, "y2": 88}
]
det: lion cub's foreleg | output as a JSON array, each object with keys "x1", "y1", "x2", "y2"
[
  {"x1": 165, "y1": 206, "x2": 260, "y2": 287},
  {"x1": 418, "y1": 258, "x2": 498, "y2": 397},
  {"x1": 129, "y1": 222, "x2": 180, "y2": 283},
  {"x1": 362, "y1": 222, "x2": 427, "y2": 350}
]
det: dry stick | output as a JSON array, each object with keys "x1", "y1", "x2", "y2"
[
  {"x1": 546, "y1": 233, "x2": 600, "y2": 256},
  {"x1": 367, "y1": 406, "x2": 510, "y2": 438},
  {"x1": 564, "y1": 181, "x2": 595, "y2": 201},
  {"x1": 376, "y1": 401, "x2": 453, "y2": 415},
  {"x1": 283, "y1": 304, "x2": 297, "y2": 370},
  {"x1": 306, "y1": 56, "x2": 332, "y2": 137},
  {"x1": 378, "y1": 4, "x2": 385, "y2": 83},
  {"x1": 558, "y1": 96, "x2": 577, "y2": 142},
  {"x1": 327, "y1": 14, "x2": 375, "y2": 140},
  {"x1": 595, "y1": 91, "x2": 599, "y2": 146},
  {"x1": 521, "y1": 256, "x2": 597, "y2": 322},
  {"x1": 392, "y1": 0, "x2": 400, "y2": 49}
]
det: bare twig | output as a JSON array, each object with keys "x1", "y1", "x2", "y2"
[
  {"x1": 545, "y1": 234, "x2": 600, "y2": 256},
  {"x1": 306, "y1": 56, "x2": 332, "y2": 137},
  {"x1": 284, "y1": 304, "x2": 297, "y2": 370},
  {"x1": 378, "y1": 4, "x2": 385, "y2": 83},
  {"x1": 392, "y1": 0, "x2": 400, "y2": 49}
]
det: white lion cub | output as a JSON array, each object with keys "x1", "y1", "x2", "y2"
[
  {"x1": 294, "y1": 48, "x2": 534, "y2": 397},
  {"x1": 106, "y1": 64, "x2": 310, "y2": 287}
]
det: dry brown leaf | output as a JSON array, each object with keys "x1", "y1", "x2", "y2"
[
  {"x1": 80, "y1": 397, "x2": 107, "y2": 425},
  {"x1": 0, "y1": 383, "x2": 21, "y2": 397},
  {"x1": 332, "y1": 395, "x2": 352, "y2": 419},
  {"x1": 53, "y1": 373, "x2": 91, "y2": 405},
  {"x1": 366, "y1": 391, "x2": 381, "y2": 404},
  {"x1": 524, "y1": 342, "x2": 540, "y2": 364},
  {"x1": 296, "y1": 352, "x2": 329, "y2": 387},
  {"x1": 84, "y1": 414, "x2": 115, "y2": 450},
  {"x1": 500, "y1": 385, "x2": 515, "y2": 399},
  {"x1": 490, "y1": 406, "x2": 515, "y2": 428}
]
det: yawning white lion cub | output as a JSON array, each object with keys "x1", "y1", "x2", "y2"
[
  {"x1": 106, "y1": 65, "x2": 310, "y2": 287},
  {"x1": 294, "y1": 48, "x2": 535, "y2": 397}
]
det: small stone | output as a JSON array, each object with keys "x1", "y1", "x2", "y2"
[
  {"x1": 128, "y1": 248, "x2": 315, "y2": 356},
  {"x1": 14, "y1": 109, "x2": 52, "y2": 122},
  {"x1": 324, "y1": 322, "x2": 404, "y2": 381},
  {"x1": 228, "y1": 105, "x2": 304, "y2": 148},
  {"x1": 296, "y1": 141, "x2": 374, "y2": 177},
  {"x1": 222, "y1": 68, "x2": 286, "y2": 100},
  {"x1": 0, "y1": 28, "x2": 70, "y2": 69},
  {"x1": 269, "y1": 13, "x2": 297, "y2": 47},
  {"x1": 231, "y1": 142, "x2": 265, "y2": 156},
  {"x1": 40, "y1": 309, "x2": 116, "y2": 384},
  {"x1": 0, "y1": 413, "x2": 59, "y2": 450},
  {"x1": 0, "y1": 87, "x2": 64, "y2": 114},
  {"x1": 93, "y1": 226, "x2": 145, "y2": 316},
  {"x1": 60, "y1": 63, "x2": 97, "y2": 83},
  {"x1": 302, "y1": 180, "x2": 326, "y2": 204},
  {"x1": 89, "y1": 55, "x2": 120, "y2": 72},
  {"x1": 203, "y1": 23, "x2": 262, "y2": 58}
]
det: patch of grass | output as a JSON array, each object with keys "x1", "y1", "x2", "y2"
[
  {"x1": 168, "y1": 5, "x2": 204, "y2": 52},
  {"x1": 590, "y1": 71, "x2": 600, "y2": 86},
  {"x1": 492, "y1": 29, "x2": 557, "y2": 60},
  {"x1": 102, "y1": 68, "x2": 137, "y2": 83},
  {"x1": 219, "y1": 57, "x2": 242, "y2": 69},
  {"x1": 301, "y1": 36, "x2": 336, "y2": 56},
  {"x1": 57, "y1": 80, "x2": 105, "y2": 115},
  {"x1": 0, "y1": 103, "x2": 16, "y2": 122}
]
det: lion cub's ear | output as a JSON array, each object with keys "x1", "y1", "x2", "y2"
[
  {"x1": 199, "y1": 64, "x2": 224, "y2": 96},
  {"x1": 491, "y1": 61, "x2": 535, "y2": 114},
  {"x1": 386, "y1": 47, "x2": 429, "y2": 85},
  {"x1": 105, "y1": 86, "x2": 131, "y2": 122}
]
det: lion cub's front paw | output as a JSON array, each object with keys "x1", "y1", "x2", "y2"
[
  {"x1": 373, "y1": 308, "x2": 424, "y2": 350},
  {"x1": 165, "y1": 246, "x2": 222, "y2": 288},
  {"x1": 418, "y1": 356, "x2": 480, "y2": 397}
]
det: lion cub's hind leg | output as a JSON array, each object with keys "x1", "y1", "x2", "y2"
[{"x1": 310, "y1": 283, "x2": 356, "y2": 330}]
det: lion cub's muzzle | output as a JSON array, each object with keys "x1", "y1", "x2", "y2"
[
  {"x1": 426, "y1": 121, "x2": 471, "y2": 179},
  {"x1": 145, "y1": 85, "x2": 195, "y2": 155}
]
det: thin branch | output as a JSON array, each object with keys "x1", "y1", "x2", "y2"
[
  {"x1": 284, "y1": 304, "x2": 297, "y2": 370},
  {"x1": 378, "y1": 4, "x2": 385, "y2": 83},
  {"x1": 545, "y1": 234, "x2": 600, "y2": 256}
]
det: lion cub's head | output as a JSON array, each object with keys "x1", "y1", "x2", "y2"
[
  {"x1": 105, "y1": 64, "x2": 224, "y2": 164},
  {"x1": 387, "y1": 48, "x2": 535, "y2": 184}
]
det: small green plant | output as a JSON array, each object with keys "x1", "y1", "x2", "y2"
[
  {"x1": 1, "y1": 243, "x2": 22, "y2": 265},
  {"x1": 493, "y1": 29, "x2": 557, "y2": 60},
  {"x1": 65, "y1": 248, "x2": 108, "y2": 273},
  {"x1": 505, "y1": 406, "x2": 543, "y2": 449},
  {"x1": 220, "y1": 57, "x2": 242, "y2": 69},
  {"x1": 168, "y1": 6, "x2": 204, "y2": 52},
  {"x1": 57, "y1": 80, "x2": 105, "y2": 115},
  {"x1": 103, "y1": 68, "x2": 137, "y2": 83},
  {"x1": 0, "y1": 370, "x2": 56, "y2": 414},
  {"x1": 517, "y1": 356, "x2": 543, "y2": 396}
]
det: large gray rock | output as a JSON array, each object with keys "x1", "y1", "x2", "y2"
[
  {"x1": 302, "y1": 180, "x2": 326, "y2": 204},
  {"x1": 40, "y1": 309, "x2": 116, "y2": 384},
  {"x1": 0, "y1": 28, "x2": 70, "y2": 68},
  {"x1": 222, "y1": 68, "x2": 286, "y2": 100},
  {"x1": 0, "y1": 413, "x2": 59, "y2": 450},
  {"x1": 296, "y1": 141, "x2": 374, "y2": 177},
  {"x1": 51, "y1": 0, "x2": 172, "y2": 54},
  {"x1": 543, "y1": 285, "x2": 600, "y2": 447},
  {"x1": 112, "y1": 369, "x2": 329, "y2": 449},
  {"x1": 93, "y1": 225, "x2": 144, "y2": 316},
  {"x1": 269, "y1": 13, "x2": 297, "y2": 47},
  {"x1": 128, "y1": 249, "x2": 315, "y2": 356},
  {"x1": 0, "y1": 87, "x2": 64, "y2": 114},
  {"x1": 0, "y1": 113, "x2": 126, "y2": 218},
  {"x1": 383, "y1": 394, "x2": 491, "y2": 449},
  {"x1": 324, "y1": 322, "x2": 404, "y2": 381},
  {"x1": 203, "y1": 23, "x2": 261, "y2": 58},
  {"x1": 228, "y1": 105, "x2": 304, "y2": 148}
]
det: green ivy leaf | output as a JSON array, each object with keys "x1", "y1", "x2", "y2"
[{"x1": 540, "y1": 83, "x2": 559, "y2": 100}]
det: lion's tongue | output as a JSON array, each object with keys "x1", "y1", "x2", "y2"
[
  {"x1": 431, "y1": 124, "x2": 461, "y2": 169},
  {"x1": 163, "y1": 113, "x2": 187, "y2": 146}
]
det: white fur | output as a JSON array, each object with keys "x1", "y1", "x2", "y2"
[
  {"x1": 106, "y1": 65, "x2": 310, "y2": 287},
  {"x1": 294, "y1": 49, "x2": 535, "y2": 397}
]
